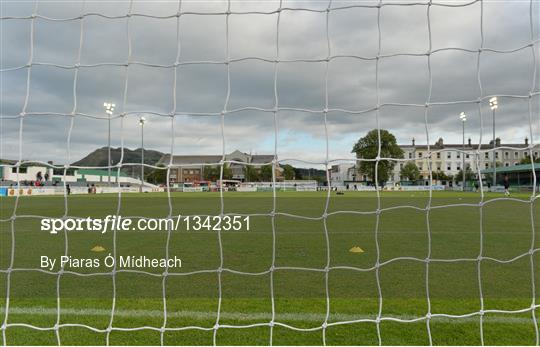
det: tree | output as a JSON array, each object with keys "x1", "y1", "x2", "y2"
[
  {"x1": 400, "y1": 162, "x2": 420, "y2": 181},
  {"x1": 203, "y1": 166, "x2": 219, "y2": 181},
  {"x1": 203, "y1": 165, "x2": 232, "y2": 181},
  {"x1": 244, "y1": 165, "x2": 260, "y2": 182},
  {"x1": 456, "y1": 167, "x2": 475, "y2": 183},
  {"x1": 432, "y1": 170, "x2": 449, "y2": 181},
  {"x1": 519, "y1": 155, "x2": 540, "y2": 164},
  {"x1": 260, "y1": 165, "x2": 273, "y2": 181},
  {"x1": 282, "y1": 164, "x2": 295, "y2": 180},
  {"x1": 483, "y1": 161, "x2": 502, "y2": 183},
  {"x1": 222, "y1": 166, "x2": 233, "y2": 180},
  {"x1": 145, "y1": 164, "x2": 167, "y2": 184},
  {"x1": 352, "y1": 129, "x2": 404, "y2": 185}
]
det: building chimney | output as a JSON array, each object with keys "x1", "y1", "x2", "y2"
[
  {"x1": 468, "y1": 138, "x2": 471, "y2": 146},
  {"x1": 525, "y1": 137, "x2": 529, "y2": 146},
  {"x1": 412, "y1": 137, "x2": 415, "y2": 146},
  {"x1": 495, "y1": 137, "x2": 501, "y2": 147}
]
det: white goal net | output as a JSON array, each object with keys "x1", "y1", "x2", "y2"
[{"x1": 1, "y1": 0, "x2": 539, "y2": 346}]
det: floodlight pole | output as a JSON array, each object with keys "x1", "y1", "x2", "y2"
[
  {"x1": 462, "y1": 120, "x2": 465, "y2": 191},
  {"x1": 459, "y1": 112, "x2": 467, "y2": 192},
  {"x1": 489, "y1": 97, "x2": 498, "y2": 189},
  {"x1": 492, "y1": 107, "x2": 496, "y2": 187},
  {"x1": 139, "y1": 116, "x2": 146, "y2": 193},
  {"x1": 104, "y1": 102, "x2": 115, "y2": 186},
  {"x1": 108, "y1": 115, "x2": 111, "y2": 186}
]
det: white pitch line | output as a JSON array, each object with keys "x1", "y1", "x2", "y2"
[{"x1": 0, "y1": 307, "x2": 536, "y2": 325}]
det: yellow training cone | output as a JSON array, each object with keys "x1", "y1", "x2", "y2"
[
  {"x1": 91, "y1": 245, "x2": 106, "y2": 252},
  {"x1": 349, "y1": 246, "x2": 364, "y2": 253}
]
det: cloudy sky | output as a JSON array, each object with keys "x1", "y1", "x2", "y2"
[{"x1": 1, "y1": 0, "x2": 539, "y2": 167}]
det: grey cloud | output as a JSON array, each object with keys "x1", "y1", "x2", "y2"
[{"x1": 1, "y1": 0, "x2": 538, "y2": 166}]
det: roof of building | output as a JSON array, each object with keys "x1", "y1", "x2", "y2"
[
  {"x1": 0, "y1": 159, "x2": 18, "y2": 165},
  {"x1": 0, "y1": 159, "x2": 54, "y2": 167},
  {"x1": 401, "y1": 137, "x2": 535, "y2": 151},
  {"x1": 480, "y1": 163, "x2": 540, "y2": 174},
  {"x1": 78, "y1": 169, "x2": 128, "y2": 177},
  {"x1": 158, "y1": 151, "x2": 275, "y2": 166},
  {"x1": 410, "y1": 144, "x2": 533, "y2": 150},
  {"x1": 158, "y1": 154, "x2": 222, "y2": 166},
  {"x1": 250, "y1": 155, "x2": 274, "y2": 164}
]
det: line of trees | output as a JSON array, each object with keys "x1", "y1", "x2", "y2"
[
  {"x1": 143, "y1": 163, "x2": 301, "y2": 185},
  {"x1": 520, "y1": 156, "x2": 540, "y2": 164},
  {"x1": 203, "y1": 165, "x2": 234, "y2": 181}
]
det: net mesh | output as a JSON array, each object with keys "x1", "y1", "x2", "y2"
[{"x1": 0, "y1": 0, "x2": 539, "y2": 345}]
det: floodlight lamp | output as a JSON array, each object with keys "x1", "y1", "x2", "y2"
[
  {"x1": 489, "y1": 96, "x2": 498, "y2": 110},
  {"x1": 139, "y1": 116, "x2": 147, "y2": 125},
  {"x1": 459, "y1": 112, "x2": 467, "y2": 122},
  {"x1": 104, "y1": 102, "x2": 115, "y2": 113}
]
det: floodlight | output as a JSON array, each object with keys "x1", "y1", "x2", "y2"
[
  {"x1": 489, "y1": 96, "x2": 498, "y2": 110},
  {"x1": 104, "y1": 102, "x2": 115, "y2": 113}
]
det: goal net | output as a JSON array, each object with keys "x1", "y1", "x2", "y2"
[{"x1": 0, "y1": 0, "x2": 539, "y2": 345}]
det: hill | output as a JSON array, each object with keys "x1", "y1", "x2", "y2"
[{"x1": 72, "y1": 147, "x2": 165, "y2": 178}]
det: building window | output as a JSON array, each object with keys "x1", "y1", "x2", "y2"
[
  {"x1": 436, "y1": 152, "x2": 440, "y2": 159},
  {"x1": 535, "y1": 152, "x2": 538, "y2": 157},
  {"x1": 11, "y1": 167, "x2": 28, "y2": 174},
  {"x1": 495, "y1": 152, "x2": 499, "y2": 159},
  {"x1": 437, "y1": 166, "x2": 441, "y2": 171},
  {"x1": 466, "y1": 154, "x2": 470, "y2": 159},
  {"x1": 408, "y1": 153, "x2": 412, "y2": 159},
  {"x1": 456, "y1": 152, "x2": 461, "y2": 159},
  {"x1": 514, "y1": 152, "x2": 518, "y2": 158},
  {"x1": 53, "y1": 168, "x2": 75, "y2": 176},
  {"x1": 447, "y1": 165, "x2": 451, "y2": 171},
  {"x1": 457, "y1": 166, "x2": 461, "y2": 171},
  {"x1": 485, "y1": 163, "x2": 489, "y2": 169},
  {"x1": 418, "y1": 152, "x2": 423, "y2": 158},
  {"x1": 504, "y1": 152, "x2": 509, "y2": 158},
  {"x1": 447, "y1": 153, "x2": 451, "y2": 159},
  {"x1": 505, "y1": 163, "x2": 510, "y2": 167},
  {"x1": 484, "y1": 152, "x2": 489, "y2": 159}
]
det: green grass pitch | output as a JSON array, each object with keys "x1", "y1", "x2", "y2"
[{"x1": 0, "y1": 191, "x2": 539, "y2": 345}]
